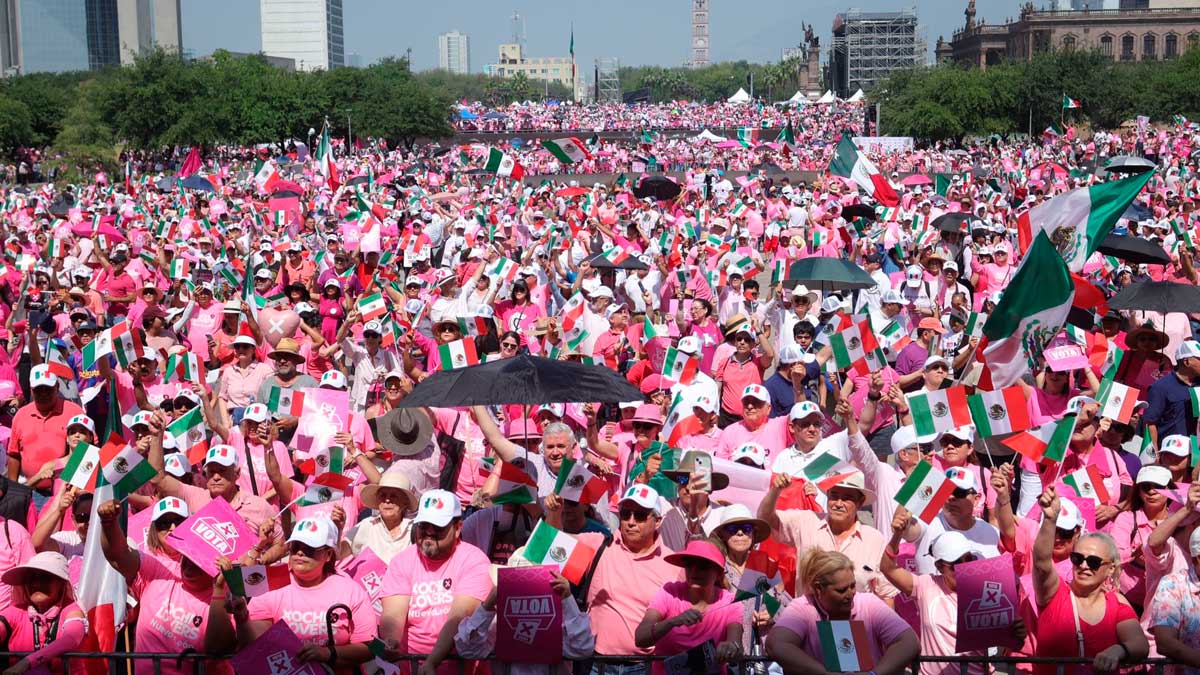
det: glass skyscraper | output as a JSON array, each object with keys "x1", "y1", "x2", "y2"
[{"x1": 19, "y1": 0, "x2": 119, "y2": 73}]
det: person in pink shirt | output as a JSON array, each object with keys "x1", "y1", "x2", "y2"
[
  {"x1": 634, "y1": 540, "x2": 744, "y2": 674},
  {"x1": 379, "y1": 490, "x2": 493, "y2": 675},
  {"x1": 766, "y1": 548, "x2": 919, "y2": 675},
  {"x1": 209, "y1": 402, "x2": 291, "y2": 500},
  {"x1": 0, "y1": 552, "x2": 88, "y2": 675},
  {"x1": 208, "y1": 516, "x2": 378, "y2": 673},
  {"x1": 717, "y1": 385, "x2": 791, "y2": 460}
]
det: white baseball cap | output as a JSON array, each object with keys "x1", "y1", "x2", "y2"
[
  {"x1": 692, "y1": 394, "x2": 718, "y2": 414},
  {"x1": 152, "y1": 496, "x2": 189, "y2": 522},
  {"x1": 944, "y1": 466, "x2": 979, "y2": 492},
  {"x1": 286, "y1": 517, "x2": 340, "y2": 549},
  {"x1": 231, "y1": 335, "x2": 257, "y2": 347},
  {"x1": 1159, "y1": 435, "x2": 1192, "y2": 457},
  {"x1": 929, "y1": 531, "x2": 981, "y2": 564},
  {"x1": 779, "y1": 344, "x2": 806, "y2": 365},
  {"x1": 890, "y1": 425, "x2": 919, "y2": 454},
  {"x1": 204, "y1": 444, "x2": 238, "y2": 467},
  {"x1": 789, "y1": 400, "x2": 823, "y2": 422},
  {"x1": 1188, "y1": 526, "x2": 1200, "y2": 557},
  {"x1": 163, "y1": 452, "x2": 190, "y2": 478},
  {"x1": 130, "y1": 410, "x2": 154, "y2": 429},
  {"x1": 1056, "y1": 498, "x2": 1084, "y2": 531},
  {"x1": 242, "y1": 403, "x2": 270, "y2": 423},
  {"x1": 1177, "y1": 340, "x2": 1200, "y2": 362},
  {"x1": 67, "y1": 414, "x2": 95, "y2": 436},
  {"x1": 731, "y1": 442, "x2": 768, "y2": 467},
  {"x1": 939, "y1": 425, "x2": 975, "y2": 444},
  {"x1": 881, "y1": 289, "x2": 909, "y2": 306},
  {"x1": 677, "y1": 336, "x2": 702, "y2": 355},
  {"x1": 29, "y1": 364, "x2": 56, "y2": 389},
  {"x1": 741, "y1": 384, "x2": 770, "y2": 404},
  {"x1": 413, "y1": 489, "x2": 463, "y2": 527},
  {"x1": 1136, "y1": 464, "x2": 1174, "y2": 487},
  {"x1": 618, "y1": 484, "x2": 662, "y2": 514},
  {"x1": 363, "y1": 320, "x2": 383, "y2": 335},
  {"x1": 320, "y1": 371, "x2": 347, "y2": 390},
  {"x1": 905, "y1": 265, "x2": 924, "y2": 288},
  {"x1": 923, "y1": 354, "x2": 951, "y2": 370}
]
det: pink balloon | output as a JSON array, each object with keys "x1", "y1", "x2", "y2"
[{"x1": 256, "y1": 308, "x2": 301, "y2": 348}]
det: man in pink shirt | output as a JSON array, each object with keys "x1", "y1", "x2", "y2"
[
  {"x1": 380, "y1": 490, "x2": 493, "y2": 675},
  {"x1": 717, "y1": 385, "x2": 791, "y2": 460}
]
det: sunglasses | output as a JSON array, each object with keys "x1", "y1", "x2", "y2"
[
  {"x1": 632, "y1": 422, "x2": 659, "y2": 430},
  {"x1": 722, "y1": 523, "x2": 755, "y2": 537},
  {"x1": 288, "y1": 542, "x2": 325, "y2": 558},
  {"x1": 501, "y1": 342, "x2": 519, "y2": 350},
  {"x1": 1069, "y1": 552, "x2": 1111, "y2": 571},
  {"x1": 791, "y1": 418, "x2": 821, "y2": 429},
  {"x1": 417, "y1": 522, "x2": 452, "y2": 537},
  {"x1": 619, "y1": 508, "x2": 653, "y2": 522},
  {"x1": 1055, "y1": 527, "x2": 1078, "y2": 540},
  {"x1": 154, "y1": 515, "x2": 186, "y2": 531},
  {"x1": 734, "y1": 335, "x2": 754, "y2": 343},
  {"x1": 950, "y1": 488, "x2": 976, "y2": 500},
  {"x1": 363, "y1": 332, "x2": 381, "y2": 339}
]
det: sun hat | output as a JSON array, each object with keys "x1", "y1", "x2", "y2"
[
  {"x1": 286, "y1": 517, "x2": 339, "y2": 549},
  {"x1": 231, "y1": 334, "x2": 257, "y2": 348},
  {"x1": 268, "y1": 338, "x2": 305, "y2": 363},
  {"x1": 361, "y1": 471, "x2": 417, "y2": 511},
  {"x1": 631, "y1": 404, "x2": 665, "y2": 426},
  {"x1": 715, "y1": 504, "x2": 770, "y2": 543},
  {"x1": 1, "y1": 551, "x2": 71, "y2": 587},
  {"x1": 1127, "y1": 322, "x2": 1170, "y2": 351},
  {"x1": 376, "y1": 408, "x2": 434, "y2": 456},
  {"x1": 502, "y1": 418, "x2": 541, "y2": 440},
  {"x1": 664, "y1": 540, "x2": 726, "y2": 571},
  {"x1": 827, "y1": 471, "x2": 875, "y2": 506},
  {"x1": 413, "y1": 490, "x2": 462, "y2": 527}
]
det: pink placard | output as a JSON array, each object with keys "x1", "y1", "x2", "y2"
[
  {"x1": 165, "y1": 497, "x2": 259, "y2": 576},
  {"x1": 126, "y1": 504, "x2": 155, "y2": 549},
  {"x1": 496, "y1": 566, "x2": 563, "y2": 664},
  {"x1": 1045, "y1": 344, "x2": 1088, "y2": 372},
  {"x1": 231, "y1": 620, "x2": 323, "y2": 675},
  {"x1": 295, "y1": 387, "x2": 350, "y2": 451},
  {"x1": 338, "y1": 547, "x2": 388, "y2": 613},
  {"x1": 954, "y1": 553, "x2": 1021, "y2": 652}
]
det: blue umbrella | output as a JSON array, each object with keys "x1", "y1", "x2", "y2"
[
  {"x1": 458, "y1": 109, "x2": 478, "y2": 120},
  {"x1": 180, "y1": 175, "x2": 215, "y2": 192}
]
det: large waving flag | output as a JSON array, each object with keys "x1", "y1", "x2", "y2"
[
  {"x1": 827, "y1": 133, "x2": 899, "y2": 207},
  {"x1": 1016, "y1": 171, "x2": 1152, "y2": 271},
  {"x1": 317, "y1": 122, "x2": 340, "y2": 190}
]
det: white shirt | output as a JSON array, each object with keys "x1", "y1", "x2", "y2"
[{"x1": 913, "y1": 515, "x2": 1001, "y2": 575}]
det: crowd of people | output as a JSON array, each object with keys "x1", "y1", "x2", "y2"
[{"x1": 0, "y1": 99, "x2": 1194, "y2": 675}]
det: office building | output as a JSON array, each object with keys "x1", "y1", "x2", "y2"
[
  {"x1": 485, "y1": 43, "x2": 575, "y2": 88},
  {"x1": 260, "y1": 0, "x2": 344, "y2": 72},
  {"x1": 438, "y1": 31, "x2": 470, "y2": 73},
  {"x1": 117, "y1": 0, "x2": 182, "y2": 65},
  {"x1": 0, "y1": 0, "x2": 179, "y2": 74},
  {"x1": 829, "y1": 9, "x2": 924, "y2": 98}
]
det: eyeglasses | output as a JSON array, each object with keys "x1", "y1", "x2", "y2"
[
  {"x1": 742, "y1": 399, "x2": 766, "y2": 409},
  {"x1": 385, "y1": 384, "x2": 403, "y2": 392},
  {"x1": 619, "y1": 508, "x2": 653, "y2": 522},
  {"x1": 919, "y1": 444, "x2": 935, "y2": 454},
  {"x1": 1069, "y1": 552, "x2": 1112, "y2": 571},
  {"x1": 722, "y1": 523, "x2": 755, "y2": 537},
  {"x1": 791, "y1": 418, "x2": 821, "y2": 429},
  {"x1": 363, "y1": 332, "x2": 381, "y2": 339},
  {"x1": 734, "y1": 335, "x2": 754, "y2": 343},
  {"x1": 501, "y1": 342, "x2": 519, "y2": 350},
  {"x1": 416, "y1": 522, "x2": 452, "y2": 538},
  {"x1": 950, "y1": 488, "x2": 976, "y2": 500}
]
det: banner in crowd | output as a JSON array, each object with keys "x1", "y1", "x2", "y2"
[
  {"x1": 166, "y1": 497, "x2": 259, "y2": 576},
  {"x1": 231, "y1": 619, "x2": 324, "y2": 675},
  {"x1": 955, "y1": 553, "x2": 1021, "y2": 652},
  {"x1": 851, "y1": 136, "x2": 914, "y2": 154},
  {"x1": 496, "y1": 566, "x2": 563, "y2": 663}
]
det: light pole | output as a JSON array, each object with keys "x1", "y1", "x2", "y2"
[{"x1": 346, "y1": 109, "x2": 353, "y2": 151}]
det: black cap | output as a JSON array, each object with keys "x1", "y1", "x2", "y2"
[
  {"x1": 110, "y1": 252, "x2": 128, "y2": 264},
  {"x1": 863, "y1": 252, "x2": 883, "y2": 264}
]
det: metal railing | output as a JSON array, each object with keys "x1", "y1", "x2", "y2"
[{"x1": 0, "y1": 652, "x2": 1186, "y2": 675}]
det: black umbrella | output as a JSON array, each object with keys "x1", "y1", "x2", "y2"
[
  {"x1": 1104, "y1": 155, "x2": 1156, "y2": 175},
  {"x1": 47, "y1": 197, "x2": 75, "y2": 218},
  {"x1": 397, "y1": 354, "x2": 643, "y2": 408},
  {"x1": 272, "y1": 189, "x2": 302, "y2": 199},
  {"x1": 750, "y1": 162, "x2": 786, "y2": 176},
  {"x1": 345, "y1": 175, "x2": 369, "y2": 187},
  {"x1": 633, "y1": 176, "x2": 681, "y2": 201},
  {"x1": 155, "y1": 177, "x2": 176, "y2": 191},
  {"x1": 586, "y1": 253, "x2": 650, "y2": 271},
  {"x1": 785, "y1": 257, "x2": 876, "y2": 292},
  {"x1": 179, "y1": 175, "x2": 215, "y2": 192},
  {"x1": 1095, "y1": 234, "x2": 1170, "y2": 265},
  {"x1": 1107, "y1": 281, "x2": 1200, "y2": 314},
  {"x1": 932, "y1": 212, "x2": 970, "y2": 234},
  {"x1": 840, "y1": 204, "x2": 876, "y2": 222}
]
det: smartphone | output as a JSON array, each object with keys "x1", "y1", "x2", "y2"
[{"x1": 692, "y1": 453, "x2": 712, "y2": 493}]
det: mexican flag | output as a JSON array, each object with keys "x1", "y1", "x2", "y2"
[
  {"x1": 1062, "y1": 465, "x2": 1109, "y2": 505},
  {"x1": 1096, "y1": 378, "x2": 1139, "y2": 423},
  {"x1": 1000, "y1": 416, "x2": 1074, "y2": 464},
  {"x1": 485, "y1": 148, "x2": 525, "y2": 179},
  {"x1": 100, "y1": 444, "x2": 157, "y2": 499},
  {"x1": 61, "y1": 441, "x2": 102, "y2": 491},
  {"x1": 662, "y1": 346, "x2": 699, "y2": 384},
  {"x1": 827, "y1": 133, "x2": 899, "y2": 207},
  {"x1": 438, "y1": 337, "x2": 480, "y2": 371},
  {"x1": 730, "y1": 256, "x2": 756, "y2": 276},
  {"x1": 300, "y1": 472, "x2": 354, "y2": 505},
  {"x1": 641, "y1": 316, "x2": 663, "y2": 344},
  {"x1": 736, "y1": 127, "x2": 759, "y2": 148},
  {"x1": 963, "y1": 312, "x2": 988, "y2": 339},
  {"x1": 800, "y1": 451, "x2": 859, "y2": 491},
  {"x1": 776, "y1": 121, "x2": 796, "y2": 150},
  {"x1": 1062, "y1": 95, "x2": 1082, "y2": 109},
  {"x1": 894, "y1": 460, "x2": 955, "y2": 524},
  {"x1": 967, "y1": 386, "x2": 1032, "y2": 438},
  {"x1": 166, "y1": 407, "x2": 209, "y2": 464},
  {"x1": 491, "y1": 461, "x2": 537, "y2": 505},
  {"x1": 78, "y1": 476, "x2": 127, "y2": 661},
  {"x1": 553, "y1": 458, "x2": 607, "y2": 504},
  {"x1": 542, "y1": 138, "x2": 591, "y2": 164},
  {"x1": 489, "y1": 257, "x2": 519, "y2": 282},
  {"x1": 828, "y1": 320, "x2": 886, "y2": 377},
  {"x1": 1016, "y1": 171, "x2": 1153, "y2": 271},
  {"x1": 521, "y1": 520, "x2": 598, "y2": 584},
  {"x1": 265, "y1": 386, "x2": 306, "y2": 417},
  {"x1": 663, "y1": 398, "x2": 704, "y2": 445},
  {"x1": 818, "y1": 620, "x2": 875, "y2": 673},
  {"x1": 357, "y1": 292, "x2": 387, "y2": 321},
  {"x1": 906, "y1": 386, "x2": 972, "y2": 439},
  {"x1": 164, "y1": 352, "x2": 203, "y2": 384},
  {"x1": 982, "y1": 233, "x2": 1075, "y2": 388},
  {"x1": 298, "y1": 446, "x2": 345, "y2": 477},
  {"x1": 600, "y1": 246, "x2": 630, "y2": 266},
  {"x1": 223, "y1": 564, "x2": 290, "y2": 597},
  {"x1": 317, "y1": 123, "x2": 340, "y2": 190},
  {"x1": 254, "y1": 158, "x2": 280, "y2": 193}
]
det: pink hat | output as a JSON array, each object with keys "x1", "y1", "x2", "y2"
[
  {"x1": 503, "y1": 419, "x2": 541, "y2": 440},
  {"x1": 631, "y1": 404, "x2": 664, "y2": 426},
  {"x1": 664, "y1": 540, "x2": 725, "y2": 571}
]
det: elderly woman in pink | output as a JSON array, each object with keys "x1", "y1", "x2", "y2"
[
  {"x1": 766, "y1": 548, "x2": 919, "y2": 675},
  {"x1": 0, "y1": 552, "x2": 87, "y2": 675},
  {"x1": 634, "y1": 540, "x2": 744, "y2": 674}
]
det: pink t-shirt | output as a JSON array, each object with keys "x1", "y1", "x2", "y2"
[
  {"x1": 186, "y1": 302, "x2": 225, "y2": 361},
  {"x1": 0, "y1": 519, "x2": 36, "y2": 612},
  {"x1": 133, "y1": 552, "x2": 233, "y2": 675},
  {"x1": 247, "y1": 573, "x2": 377, "y2": 653},
  {"x1": 911, "y1": 574, "x2": 986, "y2": 675},
  {"x1": 227, "y1": 429, "x2": 291, "y2": 499},
  {"x1": 717, "y1": 416, "x2": 791, "y2": 460},
  {"x1": 380, "y1": 541, "x2": 494, "y2": 654},
  {"x1": 647, "y1": 582, "x2": 743, "y2": 675},
  {"x1": 773, "y1": 592, "x2": 913, "y2": 668}
]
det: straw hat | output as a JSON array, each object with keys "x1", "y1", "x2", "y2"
[
  {"x1": 267, "y1": 337, "x2": 305, "y2": 364},
  {"x1": 361, "y1": 471, "x2": 417, "y2": 511}
]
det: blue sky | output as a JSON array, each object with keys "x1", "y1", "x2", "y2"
[{"x1": 182, "y1": 0, "x2": 1029, "y2": 72}]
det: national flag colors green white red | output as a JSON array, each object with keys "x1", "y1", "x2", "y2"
[
  {"x1": 894, "y1": 460, "x2": 956, "y2": 524},
  {"x1": 1000, "y1": 416, "x2": 1074, "y2": 464},
  {"x1": 982, "y1": 233, "x2": 1075, "y2": 388},
  {"x1": 828, "y1": 320, "x2": 886, "y2": 376},
  {"x1": 818, "y1": 620, "x2": 876, "y2": 672},
  {"x1": 541, "y1": 138, "x2": 591, "y2": 164},
  {"x1": 521, "y1": 520, "x2": 598, "y2": 584},
  {"x1": 485, "y1": 148, "x2": 525, "y2": 179},
  {"x1": 317, "y1": 123, "x2": 340, "y2": 190},
  {"x1": 265, "y1": 386, "x2": 306, "y2": 417},
  {"x1": 438, "y1": 337, "x2": 480, "y2": 371},
  {"x1": 662, "y1": 346, "x2": 699, "y2": 384},
  {"x1": 1062, "y1": 465, "x2": 1109, "y2": 505},
  {"x1": 166, "y1": 407, "x2": 209, "y2": 464},
  {"x1": 223, "y1": 564, "x2": 290, "y2": 597},
  {"x1": 61, "y1": 441, "x2": 101, "y2": 491},
  {"x1": 800, "y1": 452, "x2": 859, "y2": 491},
  {"x1": 1096, "y1": 378, "x2": 1139, "y2": 423},
  {"x1": 488, "y1": 256, "x2": 519, "y2": 282},
  {"x1": 600, "y1": 245, "x2": 630, "y2": 265},
  {"x1": 1062, "y1": 95, "x2": 1082, "y2": 109},
  {"x1": 1016, "y1": 171, "x2": 1153, "y2": 271},
  {"x1": 101, "y1": 444, "x2": 157, "y2": 499},
  {"x1": 906, "y1": 386, "x2": 972, "y2": 438},
  {"x1": 553, "y1": 458, "x2": 607, "y2": 504},
  {"x1": 357, "y1": 292, "x2": 387, "y2": 321},
  {"x1": 967, "y1": 386, "x2": 1032, "y2": 438},
  {"x1": 490, "y1": 461, "x2": 537, "y2": 504},
  {"x1": 663, "y1": 395, "x2": 705, "y2": 445},
  {"x1": 827, "y1": 133, "x2": 900, "y2": 207}
]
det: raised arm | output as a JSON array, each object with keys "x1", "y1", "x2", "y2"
[
  {"x1": 1032, "y1": 486, "x2": 1062, "y2": 609},
  {"x1": 880, "y1": 505, "x2": 915, "y2": 597},
  {"x1": 97, "y1": 498, "x2": 140, "y2": 585},
  {"x1": 469, "y1": 405, "x2": 522, "y2": 464}
]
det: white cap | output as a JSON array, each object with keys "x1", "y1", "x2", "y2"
[
  {"x1": 939, "y1": 425, "x2": 975, "y2": 444},
  {"x1": 1188, "y1": 526, "x2": 1200, "y2": 557},
  {"x1": 152, "y1": 496, "x2": 189, "y2": 522},
  {"x1": 363, "y1": 320, "x2": 383, "y2": 334},
  {"x1": 163, "y1": 453, "x2": 189, "y2": 478},
  {"x1": 677, "y1": 336, "x2": 702, "y2": 355},
  {"x1": 890, "y1": 425, "x2": 919, "y2": 454},
  {"x1": 254, "y1": 268, "x2": 274, "y2": 280},
  {"x1": 923, "y1": 354, "x2": 951, "y2": 370},
  {"x1": 881, "y1": 289, "x2": 909, "y2": 306},
  {"x1": 1158, "y1": 434, "x2": 1192, "y2": 458},
  {"x1": 591, "y1": 286, "x2": 614, "y2": 299},
  {"x1": 67, "y1": 414, "x2": 95, "y2": 436},
  {"x1": 691, "y1": 394, "x2": 718, "y2": 414},
  {"x1": 741, "y1": 384, "x2": 770, "y2": 404},
  {"x1": 536, "y1": 403, "x2": 565, "y2": 418},
  {"x1": 788, "y1": 401, "x2": 824, "y2": 422},
  {"x1": 1066, "y1": 395, "x2": 1097, "y2": 416},
  {"x1": 929, "y1": 530, "x2": 981, "y2": 564},
  {"x1": 204, "y1": 444, "x2": 238, "y2": 467},
  {"x1": 232, "y1": 335, "x2": 257, "y2": 347},
  {"x1": 413, "y1": 489, "x2": 463, "y2": 527},
  {"x1": 819, "y1": 296, "x2": 843, "y2": 315},
  {"x1": 944, "y1": 466, "x2": 979, "y2": 492},
  {"x1": 618, "y1": 484, "x2": 662, "y2": 514},
  {"x1": 286, "y1": 517, "x2": 340, "y2": 549},
  {"x1": 731, "y1": 443, "x2": 768, "y2": 467},
  {"x1": 905, "y1": 265, "x2": 924, "y2": 288},
  {"x1": 1177, "y1": 340, "x2": 1200, "y2": 362},
  {"x1": 1056, "y1": 498, "x2": 1083, "y2": 531},
  {"x1": 242, "y1": 403, "x2": 270, "y2": 423},
  {"x1": 29, "y1": 364, "x2": 56, "y2": 389},
  {"x1": 779, "y1": 344, "x2": 806, "y2": 365},
  {"x1": 130, "y1": 410, "x2": 154, "y2": 429},
  {"x1": 320, "y1": 371, "x2": 347, "y2": 390},
  {"x1": 1136, "y1": 464, "x2": 1174, "y2": 487},
  {"x1": 618, "y1": 400, "x2": 641, "y2": 410},
  {"x1": 943, "y1": 260, "x2": 959, "y2": 272}
]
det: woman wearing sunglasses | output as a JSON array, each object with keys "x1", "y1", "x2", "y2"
[
  {"x1": 711, "y1": 505, "x2": 788, "y2": 657},
  {"x1": 1032, "y1": 485, "x2": 1148, "y2": 674},
  {"x1": 97, "y1": 497, "x2": 233, "y2": 675},
  {"x1": 207, "y1": 516, "x2": 377, "y2": 672}
]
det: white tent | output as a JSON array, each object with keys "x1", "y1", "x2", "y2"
[
  {"x1": 787, "y1": 90, "x2": 807, "y2": 104},
  {"x1": 847, "y1": 89, "x2": 866, "y2": 102},
  {"x1": 693, "y1": 129, "x2": 726, "y2": 143},
  {"x1": 816, "y1": 90, "x2": 836, "y2": 104},
  {"x1": 727, "y1": 87, "x2": 751, "y2": 103}
]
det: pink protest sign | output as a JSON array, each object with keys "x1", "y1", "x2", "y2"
[
  {"x1": 496, "y1": 566, "x2": 563, "y2": 664},
  {"x1": 126, "y1": 503, "x2": 155, "y2": 549},
  {"x1": 339, "y1": 547, "x2": 388, "y2": 613},
  {"x1": 1045, "y1": 344, "x2": 1088, "y2": 372},
  {"x1": 954, "y1": 553, "x2": 1021, "y2": 652},
  {"x1": 166, "y1": 497, "x2": 259, "y2": 576},
  {"x1": 893, "y1": 545, "x2": 920, "y2": 633},
  {"x1": 231, "y1": 619, "x2": 323, "y2": 675},
  {"x1": 296, "y1": 387, "x2": 350, "y2": 451}
]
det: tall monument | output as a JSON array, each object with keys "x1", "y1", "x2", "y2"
[{"x1": 691, "y1": 0, "x2": 709, "y2": 67}]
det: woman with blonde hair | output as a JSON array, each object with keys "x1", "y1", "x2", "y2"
[{"x1": 765, "y1": 547, "x2": 919, "y2": 675}]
